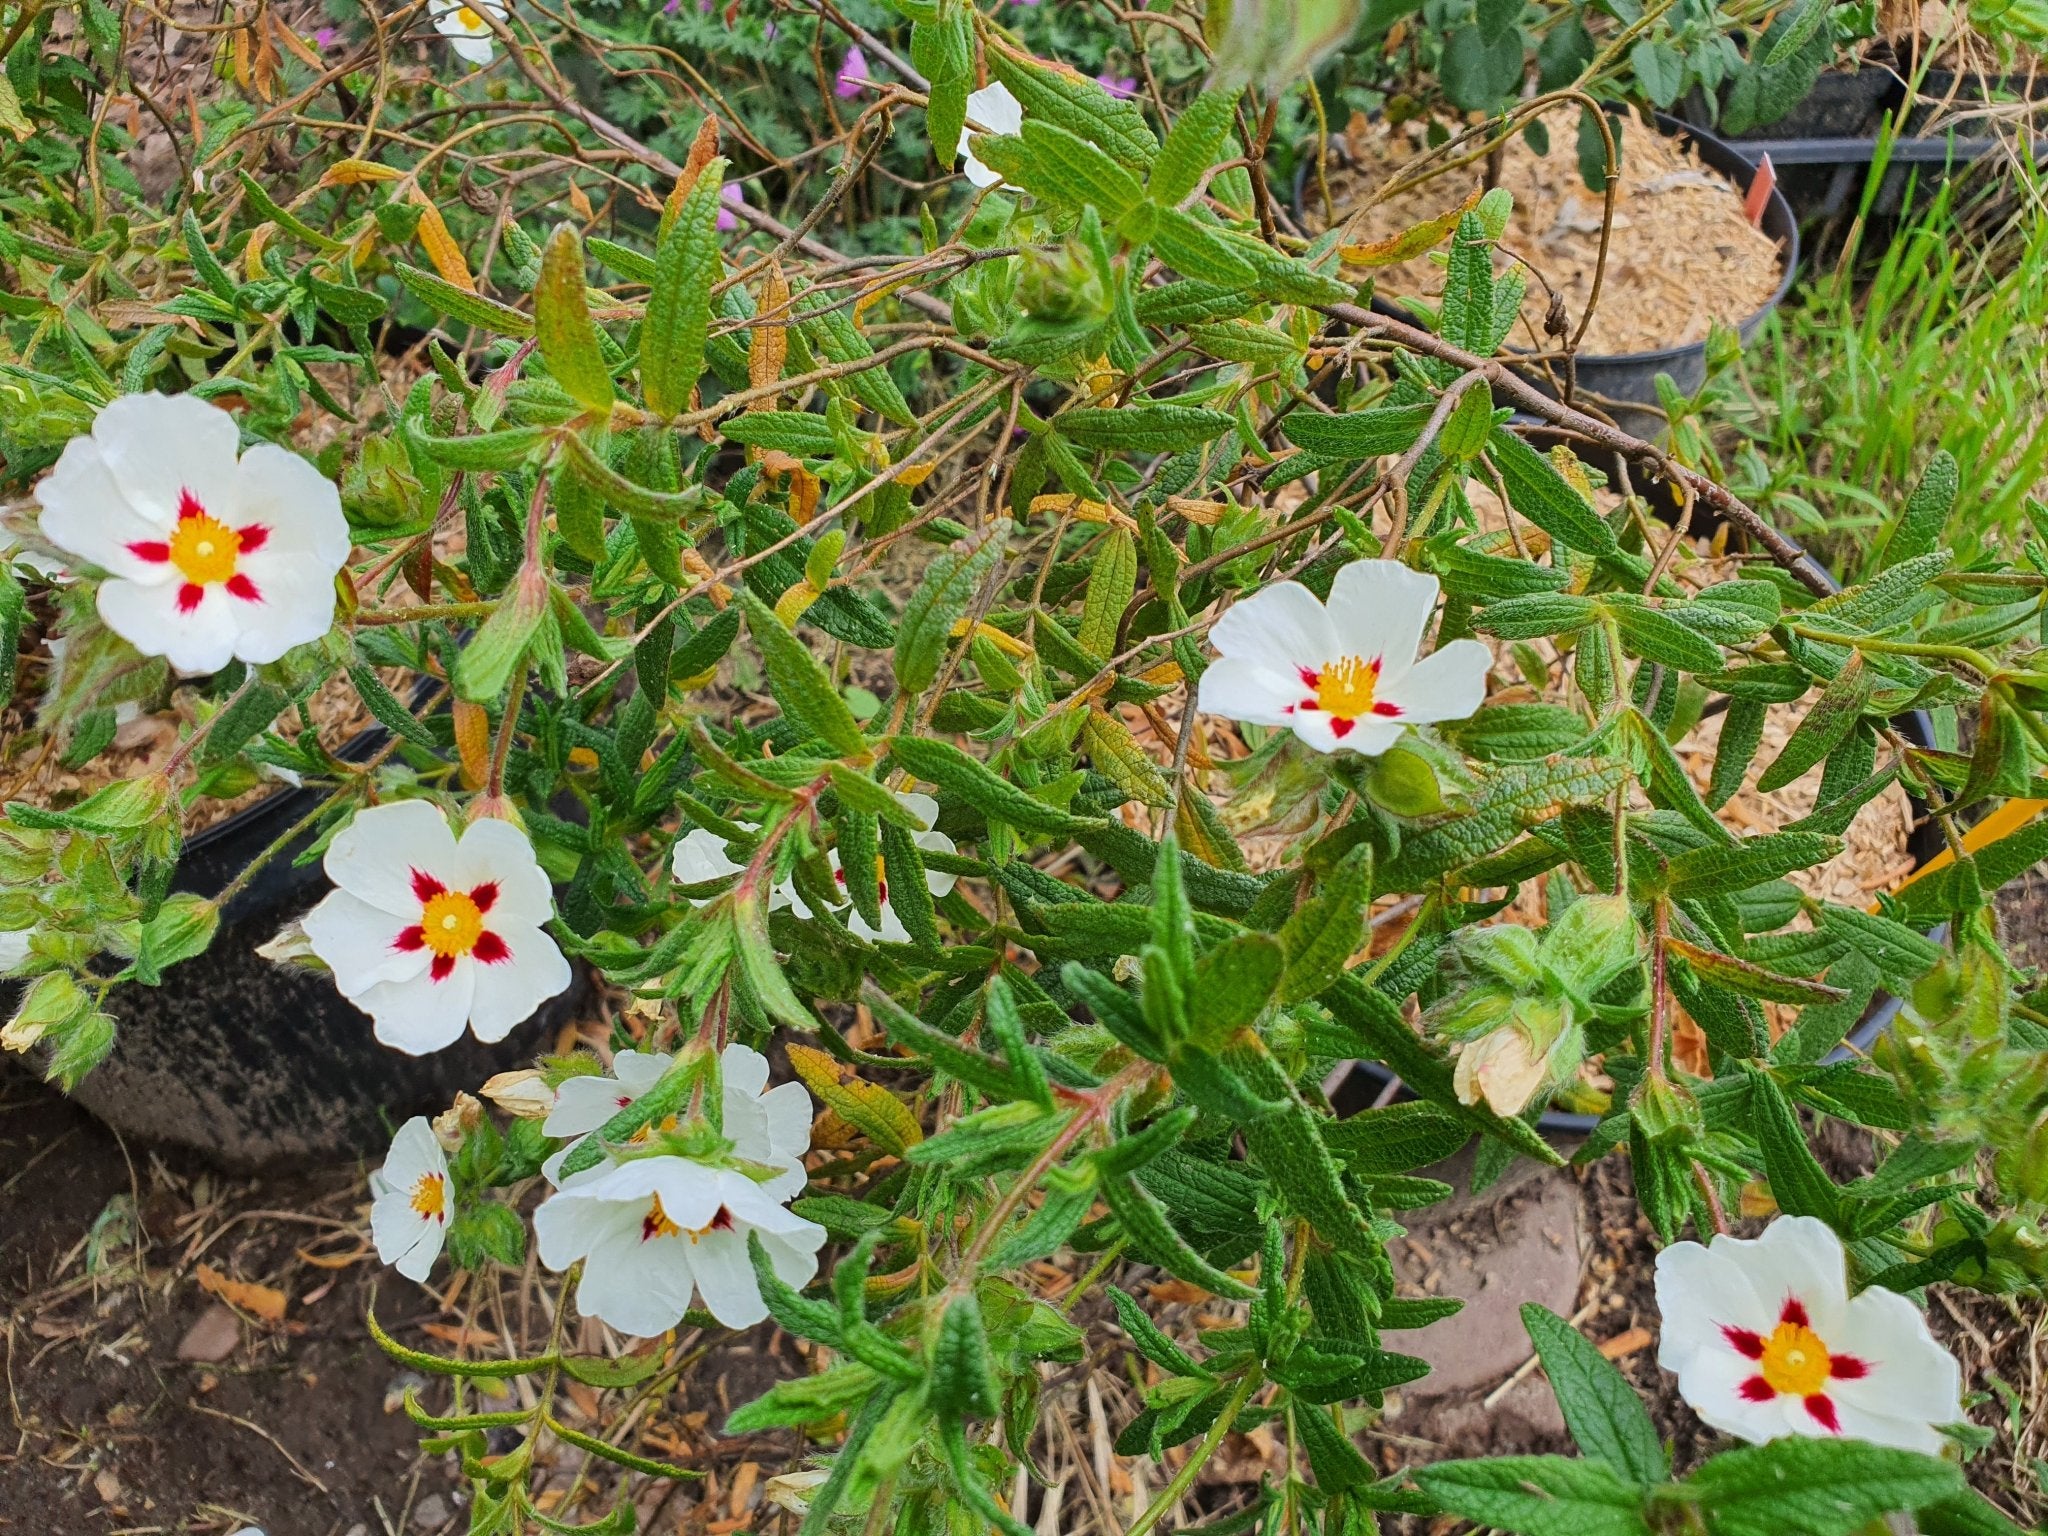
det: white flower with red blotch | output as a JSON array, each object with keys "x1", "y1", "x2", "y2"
[
  {"x1": 1655, "y1": 1214, "x2": 1964, "y2": 1454},
  {"x1": 533, "y1": 1155, "x2": 827, "y2": 1334},
  {"x1": 1197, "y1": 560, "x2": 1491, "y2": 756},
  {"x1": 431, "y1": 0, "x2": 504, "y2": 63},
  {"x1": 302, "y1": 800, "x2": 572, "y2": 1055},
  {"x1": 369, "y1": 1117, "x2": 452, "y2": 1282},
  {"x1": 786, "y1": 790, "x2": 956, "y2": 944},
  {"x1": 960, "y1": 82, "x2": 1023, "y2": 189},
  {"x1": 540, "y1": 1042, "x2": 813, "y2": 1196},
  {"x1": 35, "y1": 394, "x2": 350, "y2": 676}
]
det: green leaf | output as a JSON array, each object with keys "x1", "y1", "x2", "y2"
[
  {"x1": 985, "y1": 46, "x2": 1159, "y2": 170},
  {"x1": 1477, "y1": 592, "x2": 1602, "y2": 640},
  {"x1": 1189, "y1": 933, "x2": 1286, "y2": 1035},
  {"x1": 1078, "y1": 528, "x2": 1137, "y2": 660},
  {"x1": 1520, "y1": 1305, "x2": 1667, "y2": 1484},
  {"x1": 454, "y1": 577, "x2": 547, "y2": 701},
  {"x1": 1100, "y1": 1171, "x2": 1256, "y2": 1298},
  {"x1": 396, "y1": 262, "x2": 536, "y2": 337},
  {"x1": 1277, "y1": 846, "x2": 1371, "y2": 1004},
  {"x1": 1607, "y1": 601, "x2": 1725, "y2": 674},
  {"x1": 1665, "y1": 832, "x2": 1842, "y2": 898},
  {"x1": 197, "y1": 681, "x2": 289, "y2": 766},
  {"x1": 1745, "y1": 1066, "x2": 1841, "y2": 1221},
  {"x1": 348, "y1": 663, "x2": 438, "y2": 749},
  {"x1": 888, "y1": 735, "x2": 1098, "y2": 834},
  {"x1": 1281, "y1": 403, "x2": 1430, "y2": 459},
  {"x1": 1684, "y1": 1437, "x2": 1963, "y2": 1536},
  {"x1": 1416, "y1": 1456, "x2": 1654, "y2": 1536},
  {"x1": 1058, "y1": 403, "x2": 1236, "y2": 453},
  {"x1": 1668, "y1": 936, "x2": 1845, "y2": 1006},
  {"x1": 740, "y1": 592, "x2": 864, "y2": 755},
  {"x1": 536, "y1": 224, "x2": 615, "y2": 414},
  {"x1": 1440, "y1": 212, "x2": 1496, "y2": 355},
  {"x1": 181, "y1": 208, "x2": 236, "y2": 302},
  {"x1": 912, "y1": 8, "x2": 973, "y2": 162},
  {"x1": 1018, "y1": 120, "x2": 1146, "y2": 218},
  {"x1": 1757, "y1": 652, "x2": 1872, "y2": 793},
  {"x1": 1321, "y1": 1102, "x2": 1471, "y2": 1173},
  {"x1": 1151, "y1": 85, "x2": 1244, "y2": 206},
  {"x1": 1486, "y1": 430, "x2": 1620, "y2": 557},
  {"x1": 879, "y1": 819, "x2": 940, "y2": 948},
  {"x1": 895, "y1": 518, "x2": 1011, "y2": 695},
  {"x1": 642, "y1": 159, "x2": 727, "y2": 418},
  {"x1": 929, "y1": 1291, "x2": 999, "y2": 1419},
  {"x1": 1707, "y1": 697, "x2": 1767, "y2": 809},
  {"x1": 1879, "y1": 449, "x2": 1959, "y2": 570}
]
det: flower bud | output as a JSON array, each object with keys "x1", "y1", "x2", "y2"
[
  {"x1": 2, "y1": 970, "x2": 91, "y2": 1053},
  {"x1": 1630, "y1": 1072, "x2": 1703, "y2": 1147},
  {"x1": 481, "y1": 1068, "x2": 558, "y2": 1119},
  {"x1": 1540, "y1": 894, "x2": 1640, "y2": 1004}
]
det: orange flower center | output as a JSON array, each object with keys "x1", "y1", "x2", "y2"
[
  {"x1": 168, "y1": 511, "x2": 241, "y2": 586},
  {"x1": 419, "y1": 890, "x2": 485, "y2": 959},
  {"x1": 1315, "y1": 655, "x2": 1380, "y2": 718},
  {"x1": 642, "y1": 1194, "x2": 683, "y2": 1241},
  {"x1": 1758, "y1": 1321, "x2": 1832, "y2": 1397},
  {"x1": 409, "y1": 1172, "x2": 447, "y2": 1219}
]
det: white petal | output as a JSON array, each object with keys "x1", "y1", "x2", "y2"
[
  {"x1": 967, "y1": 82, "x2": 1022, "y2": 136},
  {"x1": 450, "y1": 818, "x2": 556, "y2": 928},
  {"x1": 758, "y1": 1081, "x2": 814, "y2": 1161},
  {"x1": 1377, "y1": 638, "x2": 1491, "y2": 725},
  {"x1": 533, "y1": 1182, "x2": 624, "y2": 1269},
  {"x1": 1729, "y1": 1215, "x2": 1854, "y2": 1333},
  {"x1": 96, "y1": 577, "x2": 240, "y2": 675},
  {"x1": 325, "y1": 800, "x2": 459, "y2": 917},
  {"x1": 848, "y1": 900, "x2": 910, "y2": 944},
  {"x1": 371, "y1": 1192, "x2": 441, "y2": 1281},
  {"x1": 1208, "y1": 581, "x2": 1336, "y2": 676},
  {"x1": 302, "y1": 889, "x2": 432, "y2": 997},
  {"x1": 221, "y1": 548, "x2": 339, "y2": 665},
  {"x1": 449, "y1": 32, "x2": 494, "y2": 63},
  {"x1": 1672, "y1": 1346, "x2": 1797, "y2": 1445},
  {"x1": 381, "y1": 1117, "x2": 447, "y2": 1186},
  {"x1": 687, "y1": 1228, "x2": 768, "y2": 1328},
  {"x1": 228, "y1": 442, "x2": 350, "y2": 566},
  {"x1": 895, "y1": 792, "x2": 939, "y2": 832},
  {"x1": 673, "y1": 828, "x2": 744, "y2": 895},
  {"x1": 642, "y1": 1159, "x2": 730, "y2": 1233},
  {"x1": 1827, "y1": 1285, "x2": 1962, "y2": 1425},
  {"x1": 92, "y1": 394, "x2": 241, "y2": 527},
  {"x1": 1654, "y1": 1238, "x2": 1770, "y2": 1373},
  {"x1": 916, "y1": 829, "x2": 958, "y2": 898},
  {"x1": 1825, "y1": 1398, "x2": 1950, "y2": 1454},
  {"x1": 614, "y1": 1050, "x2": 676, "y2": 1094},
  {"x1": 545, "y1": 1074, "x2": 639, "y2": 1138},
  {"x1": 1290, "y1": 710, "x2": 1403, "y2": 757},
  {"x1": 34, "y1": 434, "x2": 174, "y2": 580},
  {"x1": 574, "y1": 1223, "x2": 696, "y2": 1337},
  {"x1": 0, "y1": 930, "x2": 29, "y2": 972},
  {"x1": 1326, "y1": 560, "x2": 1442, "y2": 678},
  {"x1": 466, "y1": 923, "x2": 571, "y2": 1042},
  {"x1": 721, "y1": 1042, "x2": 771, "y2": 1100},
  {"x1": 757, "y1": 1215, "x2": 829, "y2": 1289},
  {"x1": 354, "y1": 965, "x2": 476, "y2": 1055},
  {"x1": 1196, "y1": 655, "x2": 1304, "y2": 728}
]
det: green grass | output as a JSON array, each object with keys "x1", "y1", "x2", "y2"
[{"x1": 1711, "y1": 157, "x2": 2048, "y2": 573}]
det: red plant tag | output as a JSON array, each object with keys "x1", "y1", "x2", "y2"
[{"x1": 1744, "y1": 154, "x2": 1776, "y2": 228}]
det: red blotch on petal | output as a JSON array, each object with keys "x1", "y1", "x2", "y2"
[
  {"x1": 1298, "y1": 667, "x2": 1319, "y2": 688},
  {"x1": 395, "y1": 926, "x2": 426, "y2": 952},
  {"x1": 1371, "y1": 701, "x2": 1403, "y2": 717},
  {"x1": 1780, "y1": 1297, "x2": 1810, "y2": 1328},
  {"x1": 469, "y1": 881, "x2": 498, "y2": 914},
  {"x1": 1280, "y1": 704, "x2": 1295, "y2": 715},
  {"x1": 1330, "y1": 717, "x2": 1355, "y2": 739},
  {"x1": 1738, "y1": 1376, "x2": 1775, "y2": 1402},
  {"x1": 176, "y1": 489, "x2": 206, "y2": 521},
  {"x1": 707, "y1": 1206, "x2": 735, "y2": 1232},
  {"x1": 473, "y1": 931, "x2": 509, "y2": 964},
  {"x1": 429, "y1": 953, "x2": 456, "y2": 982},
  {"x1": 1804, "y1": 1395, "x2": 1840, "y2": 1432},
  {"x1": 1830, "y1": 1355, "x2": 1871, "y2": 1380},
  {"x1": 411, "y1": 869, "x2": 446, "y2": 902},
  {"x1": 226, "y1": 574, "x2": 260, "y2": 602},
  {"x1": 1722, "y1": 1326, "x2": 1765, "y2": 1360},
  {"x1": 129, "y1": 541, "x2": 170, "y2": 563},
  {"x1": 177, "y1": 583, "x2": 204, "y2": 613},
  {"x1": 235, "y1": 523, "x2": 269, "y2": 553}
]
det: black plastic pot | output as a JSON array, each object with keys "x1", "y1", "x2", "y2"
[
  {"x1": 1332, "y1": 505, "x2": 1943, "y2": 1140},
  {"x1": 57, "y1": 736, "x2": 581, "y2": 1172}
]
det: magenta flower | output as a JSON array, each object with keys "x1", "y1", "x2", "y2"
[
  {"x1": 313, "y1": 25, "x2": 340, "y2": 48},
  {"x1": 1098, "y1": 73, "x2": 1138, "y2": 99},
  {"x1": 716, "y1": 182, "x2": 746, "y2": 233},
  {"x1": 835, "y1": 45, "x2": 869, "y2": 98}
]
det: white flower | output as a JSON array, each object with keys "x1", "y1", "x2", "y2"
[
  {"x1": 1196, "y1": 559, "x2": 1491, "y2": 756},
  {"x1": 787, "y1": 790, "x2": 956, "y2": 943},
  {"x1": 302, "y1": 801, "x2": 573, "y2": 1055},
  {"x1": 0, "y1": 930, "x2": 30, "y2": 973},
  {"x1": 35, "y1": 394, "x2": 349, "y2": 676},
  {"x1": 370, "y1": 1117, "x2": 452, "y2": 1283},
  {"x1": 431, "y1": 0, "x2": 504, "y2": 64},
  {"x1": 542, "y1": 1042, "x2": 812, "y2": 1196},
  {"x1": 960, "y1": 82, "x2": 1023, "y2": 190},
  {"x1": 1655, "y1": 1214, "x2": 1964, "y2": 1454},
  {"x1": 534, "y1": 1155, "x2": 827, "y2": 1334},
  {"x1": 672, "y1": 827, "x2": 748, "y2": 899}
]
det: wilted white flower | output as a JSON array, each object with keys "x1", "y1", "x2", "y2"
[
  {"x1": 35, "y1": 394, "x2": 349, "y2": 675},
  {"x1": 431, "y1": 0, "x2": 505, "y2": 64},
  {"x1": 1655, "y1": 1214, "x2": 1963, "y2": 1453},
  {"x1": 960, "y1": 82, "x2": 1022, "y2": 190},
  {"x1": 787, "y1": 790, "x2": 956, "y2": 943},
  {"x1": 534, "y1": 1155, "x2": 827, "y2": 1334},
  {"x1": 302, "y1": 800, "x2": 572, "y2": 1055},
  {"x1": 480, "y1": 1068, "x2": 557, "y2": 1118},
  {"x1": 1197, "y1": 559, "x2": 1490, "y2": 755},
  {"x1": 542, "y1": 1042, "x2": 812, "y2": 1196},
  {"x1": 370, "y1": 1117, "x2": 451, "y2": 1283}
]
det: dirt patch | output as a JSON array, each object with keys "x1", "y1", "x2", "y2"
[{"x1": 1308, "y1": 106, "x2": 1786, "y2": 357}]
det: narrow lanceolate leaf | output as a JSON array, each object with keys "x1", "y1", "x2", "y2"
[
  {"x1": 1606, "y1": 600, "x2": 1724, "y2": 674},
  {"x1": 1276, "y1": 847, "x2": 1370, "y2": 1004},
  {"x1": 1879, "y1": 448, "x2": 1958, "y2": 571},
  {"x1": 1708, "y1": 696, "x2": 1767, "y2": 809},
  {"x1": 1018, "y1": 121, "x2": 1145, "y2": 219},
  {"x1": 1519, "y1": 1305, "x2": 1668, "y2": 1485},
  {"x1": 1665, "y1": 832, "x2": 1842, "y2": 899},
  {"x1": 928, "y1": 1293, "x2": 998, "y2": 1420},
  {"x1": 787, "y1": 1044, "x2": 923, "y2": 1154},
  {"x1": 1439, "y1": 213, "x2": 1495, "y2": 356},
  {"x1": 878, "y1": 820, "x2": 940, "y2": 949},
  {"x1": 1083, "y1": 707, "x2": 1171, "y2": 807},
  {"x1": 394, "y1": 262, "x2": 535, "y2": 337},
  {"x1": 536, "y1": 225, "x2": 614, "y2": 414},
  {"x1": 1150, "y1": 85, "x2": 1243, "y2": 206},
  {"x1": 1414, "y1": 1456, "x2": 1654, "y2": 1536},
  {"x1": 1057, "y1": 404, "x2": 1236, "y2": 454},
  {"x1": 1744, "y1": 1065, "x2": 1841, "y2": 1221},
  {"x1": 894, "y1": 518, "x2": 1011, "y2": 695},
  {"x1": 641, "y1": 156, "x2": 727, "y2": 418},
  {"x1": 985, "y1": 44, "x2": 1159, "y2": 170},
  {"x1": 1758, "y1": 652, "x2": 1872, "y2": 793},
  {"x1": 739, "y1": 592, "x2": 864, "y2": 756},
  {"x1": 1099, "y1": 1172, "x2": 1254, "y2": 1298},
  {"x1": 1078, "y1": 528, "x2": 1137, "y2": 660},
  {"x1": 1280, "y1": 403, "x2": 1431, "y2": 460},
  {"x1": 1486, "y1": 428, "x2": 1620, "y2": 557},
  {"x1": 0, "y1": 564, "x2": 24, "y2": 707},
  {"x1": 1668, "y1": 935, "x2": 1846, "y2": 1006},
  {"x1": 887, "y1": 736, "x2": 1097, "y2": 834}
]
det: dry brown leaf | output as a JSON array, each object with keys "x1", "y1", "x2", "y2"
[
  {"x1": 1597, "y1": 1326, "x2": 1654, "y2": 1361},
  {"x1": 294, "y1": 1243, "x2": 374, "y2": 1271},
  {"x1": 749, "y1": 260, "x2": 790, "y2": 402},
  {"x1": 452, "y1": 698, "x2": 491, "y2": 789},
  {"x1": 666, "y1": 118, "x2": 723, "y2": 220},
  {"x1": 196, "y1": 1264, "x2": 287, "y2": 1323},
  {"x1": 421, "y1": 1321, "x2": 502, "y2": 1348}
]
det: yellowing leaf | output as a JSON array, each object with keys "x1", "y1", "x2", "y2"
[
  {"x1": 948, "y1": 618, "x2": 1029, "y2": 656},
  {"x1": 663, "y1": 117, "x2": 723, "y2": 230},
  {"x1": 774, "y1": 579, "x2": 821, "y2": 627},
  {"x1": 892, "y1": 460, "x2": 937, "y2": 488},
  {"x1": 785, "y1": 1044, "x2": 923, "y2": 1155},
  {"x1": 749, "y1": 260, "x2": 789, "y2": 401},
  {"x1": 196, "y1": 1264, "x2": 287, "y2": 1323},
  {"x1": 453, "y1": 698, "x2": 491, "y2": 789},
  {"x1": 412, "y1": 192, "x2": 476, "y2": 292},
  {"x1": 1337, "y1": 189, "x2": 1482, "y2": 268},
  {"x1": 1164, "y1": 495, "x2": 1229, "y2": 526},
  {"x1": 0, "y1": 74, "x2": 31, "y2": 142},
  {"x1": 322, "y1": 158, "x2": 401, "y2": 186},
  {"x1": 1029, "y1": 493, "x2": 1137, "y2": 532}
]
